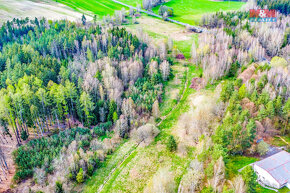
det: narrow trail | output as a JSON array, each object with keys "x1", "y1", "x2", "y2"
[
  {"x1": 112, "y1": 0, "x2": 205, "y2": 33},
  {"x1": 157, "y1": 66, "x2": 189, "y2": 127},
  {"x1": 97, "y1": 64, "x2": 190, "y2": 193},
  {"x1": 97, "y1": 144, "x2": 138, "y2": 193}
]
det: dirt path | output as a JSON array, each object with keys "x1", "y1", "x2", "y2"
[
  {"x1": 97, "y1": 63, "x2": 189, "y2": 193},
  {"x1": 97, "y1": 144, "x2": 138, "y2": 193},
  {"x1": 157, "y1": 66, "x2": 189, "y2": 127}
]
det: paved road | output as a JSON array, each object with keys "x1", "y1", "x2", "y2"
[{"x1": 112, "y1": 0, "x2": 205, "y2": 33}]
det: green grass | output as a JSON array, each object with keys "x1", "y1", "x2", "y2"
[
  {"x1": 157, "y1": 65, "x2": 202, "y2": 136},
  {"x1": 279, "y1": 187, "x2": 290, "y2": 193},
  {"x1": 256, "y1": 185, "x2": 290, "y2": 193},
  {"x1": 159, "y1": 62, "x2": 187, "y2": 116},
  {"x1": 100, "y1": 150, "x2": 138, "y2": 192},
  {"x1": 271, "y1": 136, "x2": 290, "y2": 147},
  {"x1": 174, "y1": 34, "x2": 198, "y2": 59},
  {"x1": 57, "y1": 0, "x2": 127, "y2": 16},
  {"x1": 120, "y1": 0, "x2": 244, "y2": 25},
  {"x1": 84, "y1": 140, "x2": 136, "y2": 192},
  {"x1": 226, "y1": 155, "x2": 258, "y2": 179},
  {"x1": 152, "y1": 0, "x2": 245, "y2": 25},
  {"x1": 56, "y1": 0, "x2": 244, "y2": 24}
]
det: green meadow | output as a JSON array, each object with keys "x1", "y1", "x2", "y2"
[
  {"x1": 119, "y1": 0, "x2": 244, "y2": 24},
  {"x1": 56, "y1": 0, "x2": 244, "y2": 24},
  {"x1": 152, "y1": 0, "x2": 245, "y2": 25},
  {"x1": 57, "y1": 0, "x2": 127, "y2": 16}
]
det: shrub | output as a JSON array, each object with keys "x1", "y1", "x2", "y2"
[
  {"x1": 21, "y1": 130, "x2": 29, "y2": 141},
  {"x1": 257, "y1": 141, "x2": 269, "y2": 156},
  {"x1": 167, "y1": 135, "x2": 177, "y2": 152},
  {"x1": 241, "y1": 166, "x2": 257, "y2": 193},
  {"x1": 55, "y1": 181, "x2": 64, "y2": 193},
  {"x1": 76, "y1": 168, "x2": 84, "y2": 183},
  {"x1": 158, "y1": 5, "x2": 174, "y2": 17},
  {"x1": 132, "y1": 124, "x2": 160, "y2": 146},
  {"x1": 93, "y1": 121, "x2": 112, "y2": 137}
]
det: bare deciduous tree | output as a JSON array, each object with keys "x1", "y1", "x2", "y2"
[
  {"x1": 131, "y1": 124, "x2": 159, "y2": 146},
  {"x1": 160, "y1": 60, "x2": 170, "y2": 81}
]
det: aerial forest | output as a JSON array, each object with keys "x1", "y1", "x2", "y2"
[{"x1": 0, "y1": 17, "x2": 170, "y2": 190}]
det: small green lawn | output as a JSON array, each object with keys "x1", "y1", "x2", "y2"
[
  {"x1": 226, "y1": 155, "x2": 258, "y2": 179},
  {"x1": 279, "y1": 186, "x2": 290, "y2": 193},
  {"x1": 256, "y1": 185, "x2": 290, "y2": 193}
]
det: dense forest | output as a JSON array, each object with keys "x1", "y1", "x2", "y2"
[
  {"x1": 0, "y1": 17, "x2": 170, "y2": 190},
  {"x1": 257, "y1": 0, "x2": 290, "y2": 15}
]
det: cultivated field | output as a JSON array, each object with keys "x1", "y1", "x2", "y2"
[
  {"x1": 57, "y1": 0, "x2": 127, "y2": 16},
  {"x1": 0, "y1": 0, "x2": 85, "y2": 24}
]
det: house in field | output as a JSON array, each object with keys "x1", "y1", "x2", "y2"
[{"x1": 253, "y1": 151, "x2": 290, "y2": 189}]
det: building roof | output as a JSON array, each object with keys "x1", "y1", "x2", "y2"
[{"x1": 254, "y1": 151, "x2": 290, "y2": 186}]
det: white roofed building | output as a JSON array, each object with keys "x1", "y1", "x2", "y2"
[{"x1": 253, "y1": 151, "x2": 290, "y2": 189}]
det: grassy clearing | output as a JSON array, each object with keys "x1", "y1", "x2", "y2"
[
  {"x1": 158, "y1": 65, "x2": 201, "y2": 133},
  {"x1": 174, "y1": 35, "x2": 198, "y2": 59},
  {"x1": 160, "y1": 62, "x2": 187, "y2": 117},
  {"x1": 226, "y1": 156, "x2": 258, "y2": 179},
  {"x1": 125, "y1": 16, "x2": 195, "y2": 43},
  {"x1": 84, "y1": 140, "x2": 136, "y2": 193},
  {"x1": 152, "y1": 0, "x2": 245, "y2": 25},
  {"x1": 57, "y1": 0, "x2": 127, "y2": 16}
]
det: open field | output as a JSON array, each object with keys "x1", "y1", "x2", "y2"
[
  {"x1": 0, "y1": 0, "x2": 85, "y2": 24},
  {"x1": 152, "y1": 0, "x2": 245, "y2": 25},
  {"x1": 52, "y1": 0, "x2": 244, "y2": 25},
  {"x1": 119, "y1": 0, "x2": 244, "y2": 25},
  {"x1": 57, "y1": 0, "x2": 127, "y2": 16},
  {"x1": 125, "y1": 16, "x2": 198, "y2": 58}
]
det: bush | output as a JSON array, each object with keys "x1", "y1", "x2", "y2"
[
  {"x1": 55, "y1": 181, "x2": 64, "y2": 193},
  {"x1": 93, "y1": 121, "x2": 112, "y2": 137},
  {"x1": 167, "y1": 135, "x2": 177, "y2": 152},
  {"x1": 132, "y1": 124, "x2": 160, "y2": 146},
  {"x1": 241, "y1": 166, "x2": 257, "y2": 193},
  {"x1": 76, "y1": 168, "x2": 84, "y2": 183},
  {"x1": 158, "y1": 5, "x2": 174, "y2": 17},
  {"x1": 21, "y1": 130, "x2": 29, "y2": 141},
  {"x1": 257, "y1": 141, "x2": 269, "y2": 156}
]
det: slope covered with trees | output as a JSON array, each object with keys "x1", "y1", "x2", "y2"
[{"x1": 0, "y1": 17, "x2": 171, "y2": 191}]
